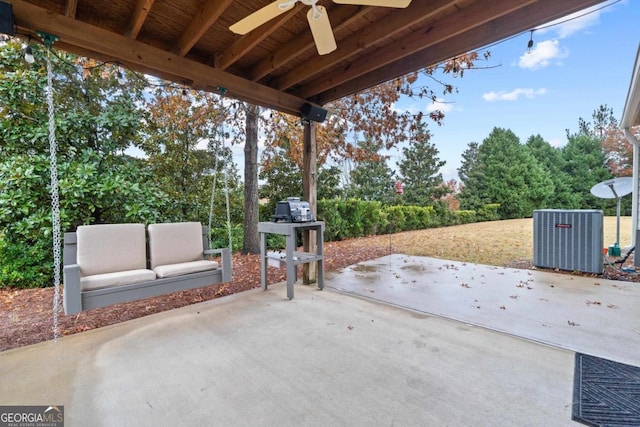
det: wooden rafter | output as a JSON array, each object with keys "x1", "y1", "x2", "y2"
[
  {"x1": 126, "y1": 0, "x2": 156, "y2": 39},
  {"x1": 12, "y1": 0, "x2": 306, "y2": 115},
  {"x1": 11, "y1": 0, "x2": 606, "y2": 115},
  {"x1": 273, "y1": 0, "x2": 459, "y2": 91},
  {"x1": 249, "y1": 5, "x2": 372, "y2": 82},
  {"x1": 64, "y1": 0, "x2": 76, "y2": 18},
  {"x1": 217, "y1": 5, "x2": 298, "y2": 70},
  {"x1": 174, "y1": 0, "x2": 234, "y2": 57}
]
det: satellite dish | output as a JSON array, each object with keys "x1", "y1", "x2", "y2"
[
  {"x1": 590, "y1": 177, "x2": 633, "y2": 199},
  {"x1": 589, "y1": 177, "x2": 634, "y2": 249}
]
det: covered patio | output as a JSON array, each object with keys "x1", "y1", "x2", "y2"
[
  {"x1": 1, "y1": 257, "x2": 639, "y2": 425},
  {"x1": 4, "y1": 1, "x2": 639, "y2": 425}
]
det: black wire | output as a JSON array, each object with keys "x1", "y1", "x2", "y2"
[{"x1": 613, "y1": 245, "x2": 635, "y2": 264}]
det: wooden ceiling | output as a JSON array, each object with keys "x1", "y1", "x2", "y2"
[{"x1": 11, "y1": 0, "x2": 605, "y2": 116}]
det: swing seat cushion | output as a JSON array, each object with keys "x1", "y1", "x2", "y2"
[
  {"x1": 81, "y1": 269, "x2": 158, "y2": 291},
  {"x1": 148, "y1": 222, "x2": 219, "y2": 277},
  {"x1": 76, "y1": 223, "x2": 156, "y2": 291},
  {"x1": 153, "y1": 260, "x2": 219, "y2": 278}
]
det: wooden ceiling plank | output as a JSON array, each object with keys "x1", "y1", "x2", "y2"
[
  {"x1": 12, "y1": 0, "x2": 306, "y2": 115},
  {"x1": 217, "y1": 6, "x2": 298, "y2": 70},
  {"x1": 65, "y1": 0, "x2": 77, "y2": 18},
  {"x1": 314, "y1": 0, "x2": 607, "y2": 104},
  {"x1": 249, "y1": 5, "x2": 372, "y2": 82},
  {"x1": 298, "y1": 0, "x2": 540, "y2": 98},
  {"x1": 273, "y1": 0, "x2": 458, "y2": 91},
  {"x1": 174, "y1": 0, "x2": 234, "y2": 57},
  {"x1": 126, "y1": 0, "x2": 156, "y2": 38}
]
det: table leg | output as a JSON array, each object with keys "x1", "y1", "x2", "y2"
[
  {"x1": 286, "y1": 232, "x2": 295, "y2": 299},
  {"x1": 260, "y1": 231, "x2": 267, "y2": 290},
  {"x1": 317, "y1": 227, "x2": 324, "y2": 290}
]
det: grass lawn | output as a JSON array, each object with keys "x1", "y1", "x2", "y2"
[{"x1": 382, "y1": 216, "x2": 633, "y2": 266}]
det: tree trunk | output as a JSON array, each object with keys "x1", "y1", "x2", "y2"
[
  {"x1": 303, "y1": 120, "x2": 318, "y2": 284},
  {"x1": 242, "y1": 104, "x2": 260, "y2": 254}
]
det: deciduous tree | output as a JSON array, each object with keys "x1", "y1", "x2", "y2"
[{"x1": 142, "y1": 86, "x2": 239, "y2": 222}]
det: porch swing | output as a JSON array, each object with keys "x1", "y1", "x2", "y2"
[{"x1": 38, "y1": 37, "x2": 233, "y2": 321}]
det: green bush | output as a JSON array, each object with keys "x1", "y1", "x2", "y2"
[
  {"x1": 477, "y1": 203, "x2": 501, "y2": 222},
  {"x1": 0, "y1": 234, "x2": 53, "y2": 288},
  {"x1": 0, "y1": 151, "x2": 172, "y2": 289},
  {"x1": 318, "y1": 199, "x2": 384, "y2": 240},
  {"x1": 209, "y1": 223, "x2": 243, "y2": 252},
  {"x1": 382, "y1": 206, "x2": 406, "y2": 234},
  {"x1": 454, "y1": 210, "x2": 477, "y2": 224}
]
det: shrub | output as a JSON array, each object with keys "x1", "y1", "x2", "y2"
[
  {"x1": 318, "y1": 199, "x2": 384, "y2": 240},
  {"x1": 0, "y1": 234, "x2": 53, "y2": 288},
  {"x1": 454, "y1": 210, "x2": 477, "y2": 224},
  {"x1": 477, "y1": 203, "x2": 501, "y2": 222},
  {"x1": 209, "y1": 223, "x2": 243, "y2": 252}
]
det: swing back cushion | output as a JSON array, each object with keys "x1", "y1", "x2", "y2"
[
  {"x1": 148, "y1": 222, "x2": 219, "y2": 278},
  {"x1": 76, "y1": 223, "x2": 156, "y2": 291}
]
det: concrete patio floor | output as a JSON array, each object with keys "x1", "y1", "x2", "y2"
[
  {"x1": 1, "y1": 254, "x2": 639, "y2": 426},
  {"x1": 328, "y1": 254, "x2": 640, "y2": 367}
]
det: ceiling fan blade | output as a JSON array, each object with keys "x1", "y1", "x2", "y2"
[
  {"x1": 307, "y1": 6, "x2": 337, "y2": 55},
  {"x1": 230, "y1": 1, "x2": 296, "y2": 35},
  {"x1": 332, "y1": 0, "x2": 411, "y2": 8}
]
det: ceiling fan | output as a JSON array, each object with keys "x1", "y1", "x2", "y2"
[{"x1": 229, "y1": 0, "x2": 412, "y2": 55}]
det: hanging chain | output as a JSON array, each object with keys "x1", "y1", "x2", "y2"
[
  {"x1": 220, "y1": 117, "x2": 233, "y2": 252},
  {"x1": 207, "y1": 135, "x2": 220, "y2": 250},
  {"x1": 46, "y1": 48, "x2": 62, "y2": 343},
  {"x1": 224, "y1": 167, "x2": 232, "y2": 252},
  {"x1": 208, "y1": 108, "x2": 233, "y2": 253}
]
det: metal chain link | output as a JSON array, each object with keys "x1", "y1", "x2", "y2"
[
  {"x1": 224, "y1": 168, "x2": 232, "y2": 252},
  {"x1": 208, "y1": 114, "x2": 233, "y2": 253},
  {"x1": 207, "y1": 141, "x2": 220, "y2": 250},
  {"x1": 46, "y1": 48, "x2": 62, "y2": 343}
]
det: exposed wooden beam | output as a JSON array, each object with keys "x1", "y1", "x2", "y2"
[
  {"x1": 313, "y1": 0, "x2": 607, "y2": 104},
  {"x1": 65, "y1": 0, "x2": 77, "y2": 18},
  {"x1": 174, "y1": 0, "x2": 234, "y2": 57},
  {"x1": 217, "y1": 5, "x2": 298, "y2": 70},
  {"x1": 126, "y1": 0, "x2": 156, "y2": 38},
  {"x1": 273, "y1": 0, "x2": 459, "y2": 91},
  {"x1": 12, "y1": 0, "x2": 306, "y2": 116},
  {"x1": 249, "y1": 5, "x2": 371, "y2": 82}
]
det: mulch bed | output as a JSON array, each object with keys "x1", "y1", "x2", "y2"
[{"x1": 0, "y1": 239, "x2": 392, "y2": 352}]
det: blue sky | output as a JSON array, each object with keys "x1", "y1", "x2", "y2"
[{"x1": 388, "y1": 0, "x2": 639, "y2": 182}]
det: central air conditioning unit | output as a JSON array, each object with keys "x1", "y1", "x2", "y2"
[{"x1": 533, "y1": 209, "x2": 603, "y2": 274}]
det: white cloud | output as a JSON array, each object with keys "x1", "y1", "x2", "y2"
[
  {"x1": 426, "y1": 98, "x2": 453, "y2": 113},
  {"x1": 482, "y1": 88, "x2": 547, "y2": 102},
  {"x1": 519, "y1": 40, "x2": 568, "y2": 70},
  {"x1": 535, "y1": 0, "x2": 616, "y2": 39}
]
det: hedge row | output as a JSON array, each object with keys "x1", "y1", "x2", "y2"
[{"x1": 317, "y1": 199, "x2": 500, "y2": 241}]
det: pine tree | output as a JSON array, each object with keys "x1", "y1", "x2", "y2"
[
  {"x1": 347, "y1": 139, "x2": 396, "y2": 203},
  {"x1": 398, "y1": 118, "x2": 448, "y2": 206},
  {"x1": 458, "y1": 127, "x2": 554, "y2": 219},
  {"x1": 524, "y1": 135, "x2": 579, "y2": 209}
]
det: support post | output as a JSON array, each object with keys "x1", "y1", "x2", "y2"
[
  {"x1": 302, "y1": 120, "x2": 318, "y2": 284},
  {"x1": 625, "y1": 128, "x2": 639, "y2": 250}
]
